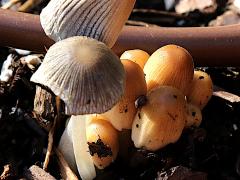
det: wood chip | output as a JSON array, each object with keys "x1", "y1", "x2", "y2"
[
  {"x1": 157, "y1": 166, "x2": 207, "y2": 180},
  {"x1": 0, "y1": 164, "x2": 16, "y2": 179},
  {"x1": 213, "y1": 91, "x2": 240, "y2": 103},
  {"x1": 213, "y1": 86, "x2": 240, "y2": 103},
  {"x1": 24, "y1": 165, "x2": 56, "y2": 180}
]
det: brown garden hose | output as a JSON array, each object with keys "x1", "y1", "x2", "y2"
[{"x1": 0, "y1": 9, "x2": 240, "y2": 66}]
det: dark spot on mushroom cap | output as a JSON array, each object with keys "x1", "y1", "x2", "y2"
[
  {"x1": 138, "y1": 113, "x2": 141, "y2": 119},
  {"x1": 199, "y1": 76, "x2": 204, "y2": 80},
  {"x1": 120, "y1": 105, "x2": 128, "y2": 113},
  {"x1": 173, "y1": 95, "x2": 177, "y2": 99},
  {"x1": 87, "y1": 138, "x2": 112, "y2": 158},
  {"x1": 192, "y1": 111, "x2": 196, "y2": 117}
]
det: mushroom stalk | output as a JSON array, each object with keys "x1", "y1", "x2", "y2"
[
  {"x1": 59, "y1": 115, "x2": 96, "y2": 180},
  {"x1": 1, "y1": 9, "x2": 240, "y2": 66}
]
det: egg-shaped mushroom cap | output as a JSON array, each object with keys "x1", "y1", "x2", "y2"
[{"x1": 31, "y1": 36, "x2": 125, "y2": 115}]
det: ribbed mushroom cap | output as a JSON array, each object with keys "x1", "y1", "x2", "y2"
[
  {"x1": 40, "y1": 0, "x2": 136, "y2": 47},
  {"x1": 31, "y1": 36, "x2": 125, "y2": 115}
]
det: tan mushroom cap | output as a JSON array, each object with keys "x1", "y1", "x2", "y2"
[
  {"x1": 101, "y1": 60, "x2": 147, "y2": 131},
  {"x1": 187, "y1": 70, "x2": 213, "y2": 109},
  {"x1": 120, "y1": 49, "x2": 150, "y2": 69},
  {"x1": 143, "y1": 44, "x2": 194, "y2": 95},
  {"x1": 40, "y1": 0, "x2": 136, "y2": 47},
  {"x1": 131, "y1": 86, "x2": 187, "y2": 151},
  {"x1": 86, "y1": 116, "x2": 119, "y2": 169},
  {"x1": 185, "y1": 103, "x2": 202, "y2": 128},
  {"x1": 31, "y1": 36, "x2": 125, "y2": 115}
]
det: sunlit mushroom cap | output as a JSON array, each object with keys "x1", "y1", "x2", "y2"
[
  {"x1": 40, "y1": 0, "x2": 136, "y2": 47},
  {"x1": 31, "y1": 36, "x2": 125, "y2": 115}
]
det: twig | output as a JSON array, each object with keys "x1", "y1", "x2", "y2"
[
  {"x1": 55, "y1": 148, "x2": 78, "y2": 180},
  {"x1": 126, "y1": 20, "x2": 159, "y2": 27},
  {"x1": 43, "y1": 96, "x2": 61, "y2": 171},
  {"x1": 18, "y1": 0, "x2": 43, "y2": 12},
  {"x1": 43, "y1": 115, "x2": 57, "y2": 171}
]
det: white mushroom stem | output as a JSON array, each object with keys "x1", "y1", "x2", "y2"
[
  {"x1": 58, "y1": 115, "x2": 96, "y2": 180},
  {"x1": 71, "y1": 115, "x2": 96, "y2": 180},
  {"x1": 58, "y1": 118, "x2": 77, "y2": 173}
]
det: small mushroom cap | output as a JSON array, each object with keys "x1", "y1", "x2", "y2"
[
  {"x1": 31, "y1": 36, "x2": 125, "y2": 115},
  {"x1": 143, "y1": 44, "x2": 194, "y2": 95},
  {"x1": 40, "y1": 0, "x2": 136, "y2": 47},
  {"x1": 185, "y1": 103, "x2": 202, "y2": 128},
  {"x1": 86, "y1": 116, "x2": 119, "y2": 169},
  {"x1": 101, "y1": 60, "x2": 147, "y2": 131},
  {"x1": 131, "y1": 86, "x2": 187, "y2": 151},
  {"x1": 187, "y1": 70, "x2": 213, "y2": 109},
  {"x1": 120, "y1": 49, "x2": 150, "y2": 69}
]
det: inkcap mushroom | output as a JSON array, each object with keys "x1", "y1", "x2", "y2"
[
  {"x1": 131, "y1": 86, "x2": 187, "y2": 151},
  {"x1": 31, "y1": 36, "x2": 125, "y2": 115},
  {"x1": 59, "y1": 114, "x2": 119, "y2": 179},
  {"x1": 185, "y1": 103, "x2": 202, "y2": 128},
  {"x1": 120, "y1": 49, "x2": 150, "y2": 69},
  {"x1": 86, "y1": 116, "x2": 119, "y2": 169},
  {"x1": 143, "y1": 44, "x2": 194, "y2": 95},
  {"x1": 101, "y1": 60, "x2": 147, "y2": 131},
  {"x1": 40, "y1": 0, "x2": 136, "y2": 47},
  {"x1": 187, "y1": 70, "x2": 213, "y2": 109}
]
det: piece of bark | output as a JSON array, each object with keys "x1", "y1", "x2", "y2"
[
  {"x1": 23, "y1": 165, "x2": 56, "y2": 180},
  {"x1": 34, "y1": 85, "x2": 55, "y2": 129},
  {"x1": 157, "y1": 166, "x2": 207, "y2": 180}
]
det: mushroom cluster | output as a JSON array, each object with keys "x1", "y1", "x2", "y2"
[
  {"x1": 57, "y1": 45, "x2": 213, "y2": 179},
  {"x1": 32, "y1": 0, "x2": 214, "y2": 179}
]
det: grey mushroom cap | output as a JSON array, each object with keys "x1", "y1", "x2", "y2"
[
  {"x1": 40, "y1": 0, "x2": 136, "y2": 48},
  {"x1": 31, "y1": 36, "x2": 125, "y2": 115}
]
